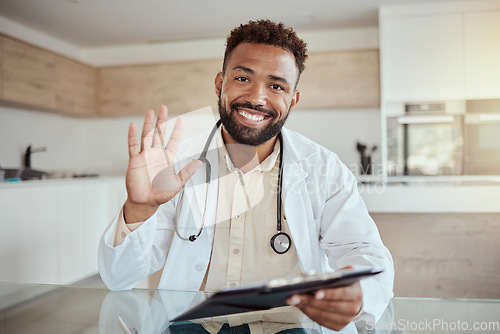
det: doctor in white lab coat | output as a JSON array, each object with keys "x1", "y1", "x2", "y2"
[{"x1": 98, "y1": 20, "x2": 394, "y2": 333}]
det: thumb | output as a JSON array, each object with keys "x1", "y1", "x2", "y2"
[{"x1": 177, "y1": 160, "x2": 204, "y2": 186}]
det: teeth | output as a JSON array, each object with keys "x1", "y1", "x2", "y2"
[{"x1": 239, "y1": 110, "x2": 265, "y2": 122}]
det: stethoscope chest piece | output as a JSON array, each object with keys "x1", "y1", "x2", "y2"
[{"x1": 270, "y1": 232, "x2": 291, "y2": 254}]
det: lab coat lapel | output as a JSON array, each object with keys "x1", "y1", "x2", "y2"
[{"x1": 281, "y1": 128, "x2": 320, "y2": 273}]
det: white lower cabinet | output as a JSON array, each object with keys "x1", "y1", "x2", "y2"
[
  {"x1": 0, "y1": 179, "x2": 123, "y2": 285},
  {"x1": 57, "y1": 184, "x2": 88, "y2": 284}
]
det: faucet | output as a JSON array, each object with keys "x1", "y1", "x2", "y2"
[{"x1": 24, "y1": 145, "x2": 47, "y2": 169}]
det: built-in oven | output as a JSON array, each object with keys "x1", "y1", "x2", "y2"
[
  {"x1": 464, "y1": 99, "x2": 500, "y2": 175},
  {"x1": 386, "y1": 101, "x2": 465, "y2": 176}
]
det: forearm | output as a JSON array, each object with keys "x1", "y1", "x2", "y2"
[{"x1": 98, "y1": 209, "x2": 170, "y2": 291}]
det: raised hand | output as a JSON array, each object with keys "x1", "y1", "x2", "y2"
[{"x1": 123, "y1": 105, "x2": 203, "y2": 223}]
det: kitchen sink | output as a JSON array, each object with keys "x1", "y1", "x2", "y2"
[{"x1": 3, "y1": 168, "x2": 46, "y2": 181}]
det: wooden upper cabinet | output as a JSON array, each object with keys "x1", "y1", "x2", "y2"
[
  {"x1": 295, "y1": 50, "x2": 380, "y2": 109},
  {"x1": 98, "y1": 59, "x2": 222, "y2": 115},
  {"x1": 98, "y1": 50, "x2": 380, "y2": 116},
  {"x1": 2, "y1": 36, "x2": 56, "y2": 109},
  {"x1": 54, "y1": 57, "x2": 96, "y2": 116},
  {"x1": 0, "y1": 32, "x2": 381, "y2": 116},
  {"x1": 0, "y1": 35, "x2": 96, "y2": 116}
]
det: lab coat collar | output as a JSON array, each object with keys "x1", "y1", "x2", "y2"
[{"x1": 280, "y1": 127, "x2": 315, "y2": 198}]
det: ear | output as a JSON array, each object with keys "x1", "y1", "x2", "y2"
[
  {"x1": 289, "y1": 90, "x2": 300, "y2": 112},
  {"x1": 215, "y1": 72, "x2": 223, "y2": 96}
]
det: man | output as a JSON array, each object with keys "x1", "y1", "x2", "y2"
[{"x1": 99, "y1": 20, "x2": 394, "y2": 333}]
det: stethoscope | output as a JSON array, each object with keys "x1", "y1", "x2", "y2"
[{"x1": 174, "y1": 120, "x2": 292, "y2": 254}]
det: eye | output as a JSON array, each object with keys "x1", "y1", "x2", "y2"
[
  {"x1": 236, "y1": 76, "x2": 249, "y2": 83},
  {"x1": 271, "y1": 83, "x2": 284, "y2": 91}
]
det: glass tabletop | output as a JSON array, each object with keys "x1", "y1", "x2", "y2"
[{"x1": 0, "y1": 282, "x2": 499, "y2": 334}]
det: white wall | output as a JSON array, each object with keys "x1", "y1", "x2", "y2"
[
  {"x1": 286, "y1": 108, "x2": 382, "y2": 174},
  {"x1": 0, "y1": 106, "x2": 86, "y2": 174},
  {"x1": 0, "y1": 105, "x2": 380, "y2": 176}
]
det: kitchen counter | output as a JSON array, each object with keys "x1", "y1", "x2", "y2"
[
  {"x1": 355, "y1": 175, "x2": 500, "y2": 212},
  {"x1": 2, "y1": 175, "x2": 500, "y2": 213},
  {"x1": 359, "y1": 182, "x2": 500, "y2": 213},
  {"x1": 0, "y1": 175, "x2": 122, "y2": 189}
]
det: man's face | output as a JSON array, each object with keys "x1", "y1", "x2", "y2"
[{"x1": 215, "y1": 43, "x2": 300, "y2": 146}]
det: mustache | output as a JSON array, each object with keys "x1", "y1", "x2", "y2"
[{"x1": 230, "y1": 102, "x2": 276, "y2": 118}]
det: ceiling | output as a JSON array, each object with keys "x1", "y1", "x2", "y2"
[{"x1": 0, "y1": 0, "x2": 473, "y2": 47}]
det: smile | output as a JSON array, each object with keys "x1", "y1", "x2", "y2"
[{"x1": 238, "y1": 110, "x2": 268, "y2": 122}]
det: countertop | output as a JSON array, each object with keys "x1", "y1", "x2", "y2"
[{"x1": 2, "y1": 175, "x2": 500, "y2": 213}]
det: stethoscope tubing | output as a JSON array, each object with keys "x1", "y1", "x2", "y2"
[{"x1": 173, "y1": 120, "x2": 291, "y2": 254}]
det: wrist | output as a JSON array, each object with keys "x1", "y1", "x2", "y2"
[{"x1": 123, "y1": 199, "x2": 158, "y2": 224}]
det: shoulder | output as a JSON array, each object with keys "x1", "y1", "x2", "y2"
[
  {"x1": 282, "y1": 128, "x2": 356, "y2": 190},
  {"x1": 281, "y1": 127, "x2": 343, "y2": 166}
]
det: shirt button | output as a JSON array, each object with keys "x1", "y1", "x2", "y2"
[
  {"x1": 235, "y1": 214, "x2": 241, "y2": 220},
  {"x1": 195, "y1": 264, "x2": 204, "y2": 271},
  {"x1": 121, "y1": 232, "x2": 126, "y2": 238},
  {"x1": 233, "y1": 248, "x2": 240, "y2": 255},
  {"x1": 229, "y1": 282, "x2": 237, "y2": 288}
]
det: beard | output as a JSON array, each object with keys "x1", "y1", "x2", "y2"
[{"x1": 218, "y1": 95, "x2": 290, "y2": 146}]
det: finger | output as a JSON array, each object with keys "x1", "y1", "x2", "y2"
[
  {"x1": 315, "y1": 282, "x2": 362, "y2": 302},
  {"x1": 302, "y1": 297, "x2": 360, "y2": 316},
  {"x1": 158, "y1": 105, "x2": 169, "y2": 147},
  {"x1": 165, "y1": 116, "x2": 184, "y2": 163},
  {"x1": 297, "y1": 304, "x2": 352, "y2": 332},
  {"x1": 177, "y1": 160, "x2": 204, "y2": 186},
  {"x1": 153, "y1": 105, "x2": 168, "y2": 148},
  {"x1": 128, "y1": 122, "x2": 139, "y2": 158},
  {"x1": 141, "y1": 109, "x2": 156, "y2": 150}
]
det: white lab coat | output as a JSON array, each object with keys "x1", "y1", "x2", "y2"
[{"x1": 98, "y1": 126, "x2": 394, "y2": 331}]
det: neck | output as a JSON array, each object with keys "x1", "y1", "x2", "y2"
[{"x1": 221, "y1": 127, "x2": 277, "y2": 173}]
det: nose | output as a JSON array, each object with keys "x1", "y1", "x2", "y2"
[{"x1": 246, "y1": 82, "x2": 266, "y2": 106}]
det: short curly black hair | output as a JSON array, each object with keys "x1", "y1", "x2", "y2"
[{"x1": 222, "y1": 20, "x2": 308, "y2": 82}]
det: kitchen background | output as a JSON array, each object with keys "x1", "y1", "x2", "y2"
[{"x1": 1, "y1": 0, "x2": 500, "y2": 308}]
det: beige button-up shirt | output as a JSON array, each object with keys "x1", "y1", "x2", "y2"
[{"x1": 114, "y1": 128, "x2": 315, "y2": 333}]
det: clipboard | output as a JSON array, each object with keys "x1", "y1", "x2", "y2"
[{"x1": 171, "y1": 267, "x2": 383, "y2": 321}]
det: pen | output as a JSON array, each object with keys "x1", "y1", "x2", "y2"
[{"x1": 118, "y1": 315, "x2": 138, "y2": 334}]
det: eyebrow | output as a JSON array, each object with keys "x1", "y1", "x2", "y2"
[
  {"x1": 269, "y1": 74, "x2": 291, "y2": 87},
  {"x1": 232, "y1": 65, "x2": 291, "y2": 88}
]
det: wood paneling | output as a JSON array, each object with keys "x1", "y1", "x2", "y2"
[
  {"x1": 0, "y1": 33, "x2": 381, "y2": 116},
  {"x1": 0, "y1": 35, "x2": 97, "y2": 116},
  {"x1": 372, "y1": 212, "x2": 500, "y2": 299},
  {"x1": 98, "y1": 49, "x2": 381, "y2": 116},
  {"x1": 98, "y1": 59, "x2": 222, "y2": 116},
  {"x1": 54, "y1": 57, "x2": 96, "y2": 116},
  {"x1": 298, "y1": 50, "x2": 380, "y2": 109},
  {"x1": 2, "y1": 37, "x2": 56, "y2": 109}
]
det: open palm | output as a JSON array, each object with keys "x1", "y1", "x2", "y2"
[{"x1": 124, "y1": 105, "x2": 202, "y2": 223}]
